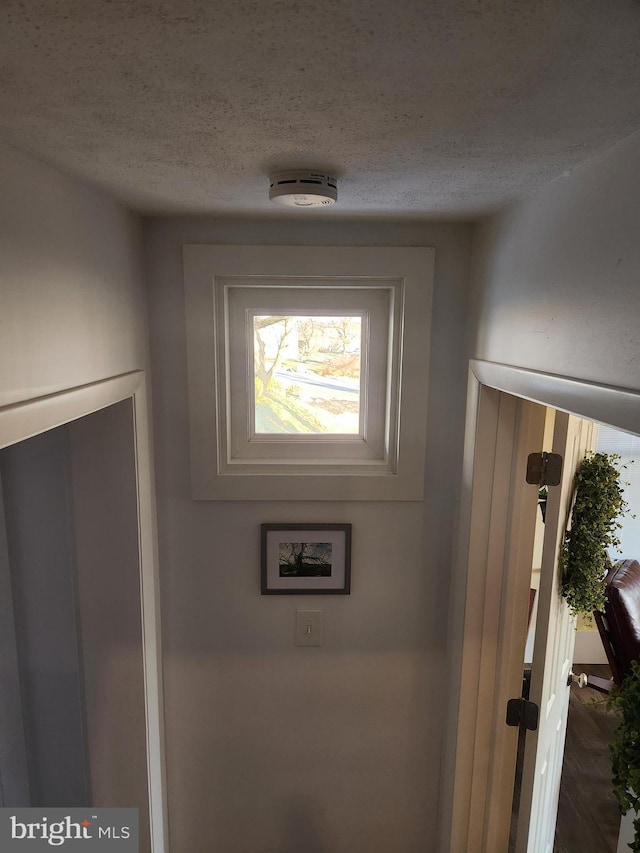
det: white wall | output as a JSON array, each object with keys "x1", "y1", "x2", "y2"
[
  {"x1": 469, "y1": 129, "x2": 640, "y2": 392},
  {"x1": 0, "y1": 141, "x2": 148, "y2": 407},
  {"x1": 596, "y1": 425, "x2": 640, "y2": 561},
  {"x1": 0, "y1": 427, "x2": 89, "y2": 807},
  {"x1": 144, "y1": 217, "x2": 472, "y2": 853}
]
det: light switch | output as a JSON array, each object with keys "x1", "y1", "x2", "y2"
[{"x1": 296, "y1": 609, "x2": 323, "y2": 647}]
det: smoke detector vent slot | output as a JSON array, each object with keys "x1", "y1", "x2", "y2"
[{"x1": 269, "y1": 170, "x2": 338, "y2": 207}]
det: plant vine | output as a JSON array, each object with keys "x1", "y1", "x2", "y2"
[
  {"x1": 560, "y1": 452, "x2": 628, "y2": 620},
  {"x1": 609, "y1": 660, "x2": 640, "y2": 851}
]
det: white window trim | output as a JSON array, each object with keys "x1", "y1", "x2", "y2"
[
  {"x1": 183, "y1": 245, "x2": 434, "y2": 501},
  {"x1": 221, "y1": 281, "x2": 395, "y2": 468}
]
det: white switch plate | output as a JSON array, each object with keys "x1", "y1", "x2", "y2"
[{"x1": 296, "y1": 609, "x2": 323, "y2": 646}]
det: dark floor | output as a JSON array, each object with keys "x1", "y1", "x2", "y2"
[{"x1": 554, "y1": 664, "x2": 621, "y2": 853}]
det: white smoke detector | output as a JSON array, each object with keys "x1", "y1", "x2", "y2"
[{"x1": 269, "y1": 169, "x2": 338, "y2": 207}]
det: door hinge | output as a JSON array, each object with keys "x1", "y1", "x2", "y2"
[
  {"x1": 526, "y1": 452, "x2": 563, "y2": 486},
  {"x1": 506, "y1": 697, "x2": 539, "y2": 731}
]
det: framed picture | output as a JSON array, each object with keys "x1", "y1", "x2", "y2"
[{"x1": 261, "y1": 523, "x2": 352, "y2": 595}]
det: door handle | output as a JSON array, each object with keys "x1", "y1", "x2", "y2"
[{"x1": 568, "y1": 670, "x2": 588, "y2": 688}]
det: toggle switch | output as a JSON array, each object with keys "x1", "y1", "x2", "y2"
[{"x1": 296, "y1": 609, "x2": 323, "y2": 646}]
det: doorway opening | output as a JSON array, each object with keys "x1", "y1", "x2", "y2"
[
  {"x1": 0, "y1": 375, "x2": 166, "y2": 853},
  {"x1": 553, "y1": 422, "x2": 640, "y2": 853},
  {"x1": 0, "y1": 401, "x2": 151, "y2": 850},
  {"x1": 448, "y1": 360, "x2": 640, "y2": 853}
]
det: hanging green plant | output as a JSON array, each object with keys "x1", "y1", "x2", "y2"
[
  {"x1": 609, "y1": 660, "x2": 640, "y2": 852},
  {"x1": 560, "y1": 452, "x2": 628, "y2": 619}
]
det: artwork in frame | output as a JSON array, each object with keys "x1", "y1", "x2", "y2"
[{"x1": 261, "y1": 523, "x2": 352, "y2": 595}]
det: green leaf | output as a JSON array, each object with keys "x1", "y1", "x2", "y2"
[{"x1": 561, "y1": 453, "x2": 630, "y2": 619}]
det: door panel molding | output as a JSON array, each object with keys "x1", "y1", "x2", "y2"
[{"x1": 515, "y1": 414, "x2": 594, "y2": 852}]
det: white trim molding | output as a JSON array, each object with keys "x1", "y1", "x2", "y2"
[
  {"x1": 0, "y1": 372, "x2": 142, "y2": 451},
  {"x1": 471, "y1": 359, "x2": 640, "y2": 434},
  {"x1": 218, "y1": 278, "x2": 397, "y2": 470},
  {"x1": 0, "y1": 372, "x2": 168, "y2": 853},
  {"x1": 183, "y1": 245, "x2": 434, "y2": 500}
]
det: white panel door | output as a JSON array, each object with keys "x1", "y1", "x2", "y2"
[{"x1": 516, "y1": 412, "x2": 594, "y2": 852}]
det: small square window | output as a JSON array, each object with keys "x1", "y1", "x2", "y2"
[
  {"x1": 221, "y1": 279, "x2": 395, "y2": 469},
  {"x1": 252, "y1": 314, "x2": 362, "y2": 436},
  {"x1": 183, "y1": 245, "x2": 433, "y2": 500}
]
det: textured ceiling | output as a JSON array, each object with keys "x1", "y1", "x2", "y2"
[{"x1": 1, "y1": 0, "x2": 640, "y2": 217}]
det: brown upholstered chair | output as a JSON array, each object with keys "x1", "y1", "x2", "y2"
[{"x1": 591, "y1": 558, "x2": 640, "y2": 692}]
